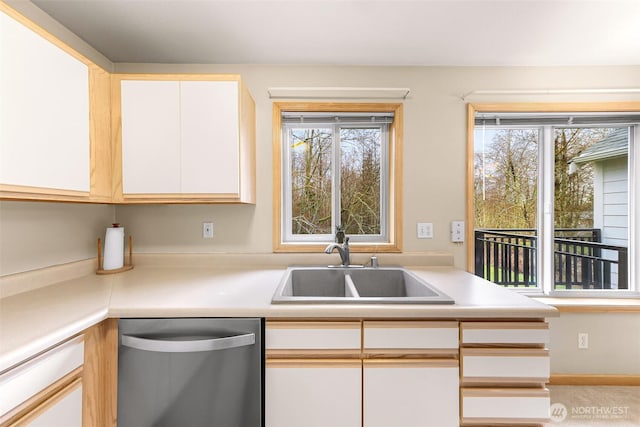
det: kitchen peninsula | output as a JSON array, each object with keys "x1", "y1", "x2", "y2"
[{"x1": 0, "y1": 254, "x2": 557, "y2": 426}]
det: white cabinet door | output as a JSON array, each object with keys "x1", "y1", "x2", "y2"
[
  {"x1": 0, "y1": 10, "x2": 89, "y2": 192},
  {"x1": 363, "y1": 360, "x2": 459, "y2": 427},
  {"x1": 120, "y1": 78, "x2": 245, "y2": 197},
  {"x1": 28, "y1": 382, "x2": 82, "y2": 427},
  {"x1": 120, "y1": 80, "x2": 181, "y2": 194},
  {"x1": 266, "y1": 360, "x2": 361, "y2": 427},
  {"x1": 180, "y1": 80, "x2": 239, "y2": 194}
]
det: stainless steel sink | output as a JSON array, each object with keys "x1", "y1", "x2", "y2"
[{"x1": 271, "y1": 267, "x2": 454, "y2": 304}]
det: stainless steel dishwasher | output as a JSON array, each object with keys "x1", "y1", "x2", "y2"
[{"x1": 118, "y1": 318, "x2": 263, "y2": 427}]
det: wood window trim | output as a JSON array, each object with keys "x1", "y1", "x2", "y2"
[
  {"x1": 272, "y1": 102, "x2": 403, "y2": 253},
  {"x1": 465, "y1": 101, "x2": 640, "y2": 272}
]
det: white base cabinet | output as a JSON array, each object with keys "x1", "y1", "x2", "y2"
[
  {"x1": 363, "y1": 359, "x2": 459, "y2": 427},
  {"x1": 0, "y1": 335, "x2": 84, "y2": 426},
  {"x1": 266, "y1": 360, "x2": 362, "y2": 427},
  {"x1": 27, "y1": 382, "x2": 83, "y2": 427}
]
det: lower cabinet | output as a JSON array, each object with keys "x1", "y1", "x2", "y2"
[
  {"x1": 0, "y1": 335, "x2": 84, "y2": 426},
  {"x1": 363, "y1": 359, "x2": 459, "y2": 427},
  {"x1": 265, "y1": 320, "x2": 461, "y2": 427},
  {"x1": 266, "y1": 359, "x2": 362, "y2": 427},
  {"x1": 23, "y1": 380, "x2": 83, "y2": 427},
  {"x1": 460, "y1": 321, "x2": 551, "y2": 426}
]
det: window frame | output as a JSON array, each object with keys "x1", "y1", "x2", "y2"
[
  {"x1": 273, "y1": 102, "x2": 403, "y2": 253},
  {"x1": 466, "y1": 102, "x2": 640, "y2": 297}
]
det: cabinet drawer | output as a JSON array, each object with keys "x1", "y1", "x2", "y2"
[
  {"x1": 461, "y1": 348, "x2": 549, "y2": 386},
  {"x1": 266, "y1": 321, "x2": 361, "y2": 357},
  {"x1": 363, "y1": 321, "x2": 458, "y2": 356},
  {"x1": 461, "y1": 388, "x2": 550, "y2": 425},
  {"x1": 461, "y1": 322, "x2": 549, "y2": 346},
  {"x1": 0, "y1": 335, "x2": 84, "y2": 417}
]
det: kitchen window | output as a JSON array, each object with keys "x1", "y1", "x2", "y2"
[
  {"x1": 273, "y1": 103, "x2": 402, "y2": 252},
  {"x1": 468, "y1": 104, "x2": 640, "y2": 296}
]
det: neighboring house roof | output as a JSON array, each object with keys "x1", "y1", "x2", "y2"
[{"x1": 572, "y1": 128, "x2": 629, "y2": 164}]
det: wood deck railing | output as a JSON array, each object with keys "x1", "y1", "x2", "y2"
[{"x1": 474, "y1": 228, "x2": 628, "y2": 290}]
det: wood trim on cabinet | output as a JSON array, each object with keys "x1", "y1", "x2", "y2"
[
  {"x1": 272, "y1": 102, "x2": 403, "y2": 253},
  {"x1": 465, "y1": 101, "x2": 640, "y2": 272},
  {"x1": 0, "y1": 367, "x2": 82, "y2": 426},
  {"x1": 89, "y1": 65, "x2": 113, "y2": 202},
  {"x1": 461, "y1": 387, "x2": 549, "y2": 398},
  {"x1": 363, "y1": 348, "x2": 459, "y2": 358},
  {"x1": 82, "y1": 319, "x2": 118, "y2": 427},
  {"x1": 0, "y1": 184, "x2": 90, "y2": 202},
  {"x1": 238, "y1": 79, "x2": 256, "y2": 204},
  {"x1": 461, "y1": 347, "x2": 549, "y2": 357}
]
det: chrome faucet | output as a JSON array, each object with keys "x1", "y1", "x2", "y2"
[{"x1": 325, "y1": 236, "x2": 351, "y2": 266}]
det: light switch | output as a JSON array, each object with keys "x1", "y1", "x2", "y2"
[
  {"x1": 451, "y1": 221, "x2": 464, "y2": 242},
  {"x1": 417, "y1": 222, "x2": 433, "y2": 239}
]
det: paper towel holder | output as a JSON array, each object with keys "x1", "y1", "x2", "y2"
[{"x1": 96, "y1": 235, "x2": 134, "y2": 275}]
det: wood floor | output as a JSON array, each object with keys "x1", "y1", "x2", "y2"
[{"x1": 545, "y1": 386, "x2": 640, "y2": 426}]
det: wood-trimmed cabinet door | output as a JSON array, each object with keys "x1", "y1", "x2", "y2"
[
  {"x1": 266, "y1": 359, "x2": 362, "y2": 427},
  {"x1": 0, "y1": 335, "x2": 84, "y2": 426},
  {"x1": 0, "y1": 6, "x2": 92, "y2": 202},
  {"x1": 363, "y1": 359, "x2": 459, "y2": 427},
  {"x1": 114, "y1": 74, "x2": 256, "y2": 204}
]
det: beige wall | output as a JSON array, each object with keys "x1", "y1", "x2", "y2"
[
  {"x1": 549, "y1": 312, "x2": 640, "y2": 374},
  {"x1": 0, "y1": 202, "x2": 115, "y2": 276},
  {"x1": 113, "y1": 63, "x2": 640, "y2": 269}
]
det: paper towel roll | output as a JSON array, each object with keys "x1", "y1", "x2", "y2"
[{"x1": 103, "y1": 224, "x2": 124, "y2": 270}]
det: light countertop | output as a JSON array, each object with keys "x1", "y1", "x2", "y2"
[{"x1": 0, "y1": 258, "x2": 558, "y2": 373}]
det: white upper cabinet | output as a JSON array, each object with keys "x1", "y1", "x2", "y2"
[
  {"x1": 0, "y1": 9, "x2": 90, "y2": 195},
  {"x1": 180, "y1": 80, "x2": 239, "y2": 194},
  {"x1": 116, "y1": 75, "x2": 255, "y2": 203},
  {"x1": 120, "y1": 80, "x2": 181, "y2": 194}
]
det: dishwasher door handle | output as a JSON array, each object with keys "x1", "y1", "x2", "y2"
[{"x1": 121, "y1": 332, "x2": 256, "y2": 353}]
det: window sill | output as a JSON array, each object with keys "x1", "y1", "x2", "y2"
[
  {"x1": 531, "y1": 297, "x2": 640, "y2": 313},
  {"x1": 274, "y1": 242, "x2": 401, "y2": 254}
]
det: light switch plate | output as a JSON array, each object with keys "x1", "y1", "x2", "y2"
[
  {"x1": 417, "y1": 222, "x2": 433, "y2": 239},
  {"x1": 451, "y1": 221, "x2": 464, "y2": 242}
]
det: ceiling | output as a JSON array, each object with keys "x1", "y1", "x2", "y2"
[{"x1": 26, "y1": 0, "x2": 640, "y2": 66}]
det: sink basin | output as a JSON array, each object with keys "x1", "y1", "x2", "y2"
[{"x1": 271, "y1": 267, "x2": 454, "y2": 304}]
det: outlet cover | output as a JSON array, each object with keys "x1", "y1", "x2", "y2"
[
  {"x1": 203, "y1": 222, "x2": 214, "y2": 239},
  {"x1": 578, "y1": 332, "x2": 589, "y2": 349}
]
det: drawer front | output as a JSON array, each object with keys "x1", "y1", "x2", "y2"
[
  {"x1": 461, "y1": 348, "x2": 549, "y2": 385},
  {"x1": 0, "y1": 335, "x2": 84, "y2": 417},
  {"x1": 461, "y1": 388, "x2": 550, "y2": 425},
  {"x1": 363, "y1": 321, "x2": 458, "y2": 355},
  {"x1": 266, "y1": 321, "x2": 361, "y2": 355},
  {"x1": 461, "y1": 322, "x2": 549, "y2": 346}
]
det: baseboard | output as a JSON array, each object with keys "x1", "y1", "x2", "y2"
[{"x1": 550, "y1": 374, "x2": 640, "y2": 386}]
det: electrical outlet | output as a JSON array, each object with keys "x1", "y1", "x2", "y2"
[
  {"x1": 578, "y1": 332, "x2": 589, "y2": 349},
  {"x1": 417, "y1": 222, "x2": 433, "y2": 239},
  {"x1": 203, "y1": 222, "x2": 214, "y2": 239}
]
